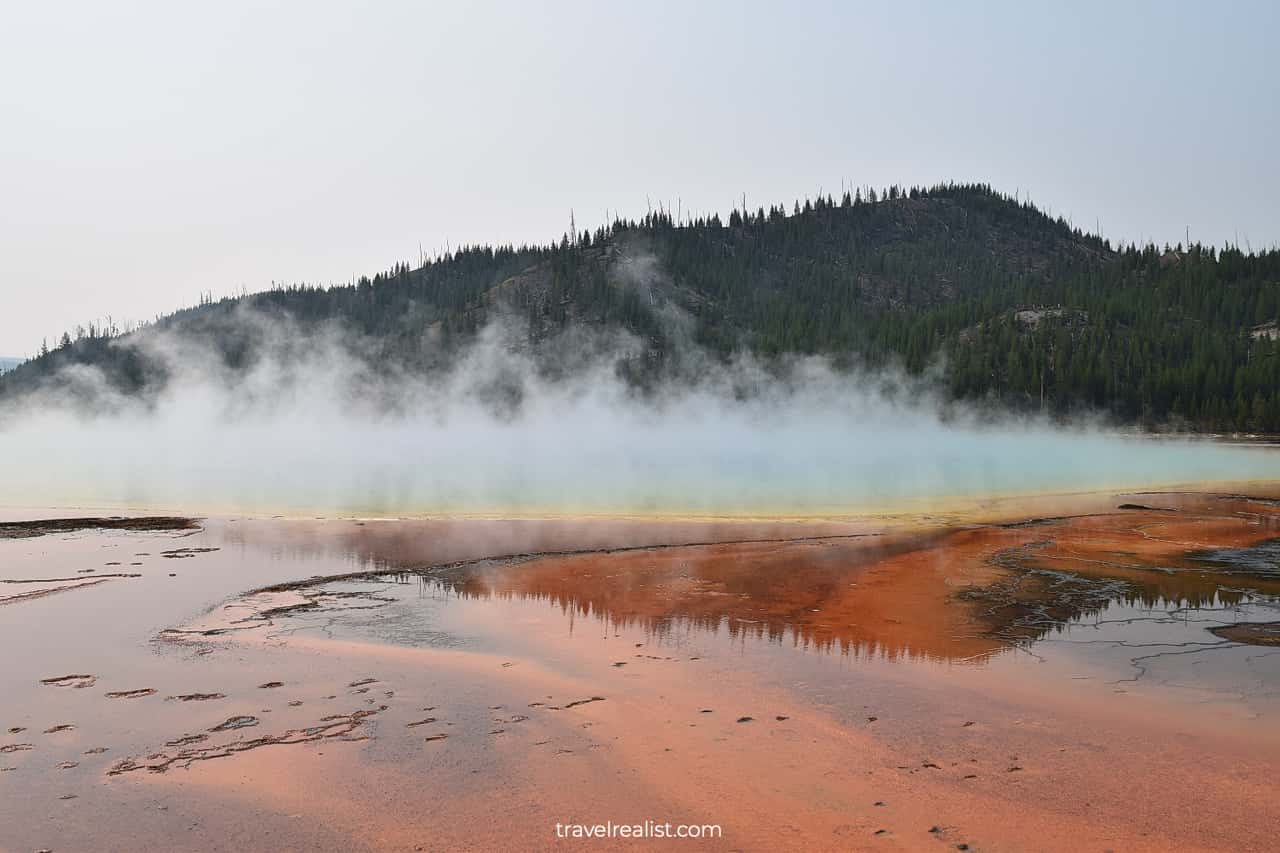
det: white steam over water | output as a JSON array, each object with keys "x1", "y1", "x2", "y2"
[{"x1": 3, "y1": 316, "x2": 1279, "y2": 516}]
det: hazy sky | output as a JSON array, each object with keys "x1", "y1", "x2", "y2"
[{"x1": 2, "y1": 1, "x2": 1277, "y2": 356}]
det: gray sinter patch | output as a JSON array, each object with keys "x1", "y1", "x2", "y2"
[{"x1": 1193, "y1": 539, "x2": 1280, "y2": 579}]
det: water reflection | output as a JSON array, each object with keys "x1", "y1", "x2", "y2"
[
  {"x1": 212, "y1": 495, "x2": 1280, "y2": 666},
  {"x1": 375, "y1": 536, "x2": 1280, "y2": 665}
]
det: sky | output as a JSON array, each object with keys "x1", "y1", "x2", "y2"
[{"x1": 2, "y1": 0, "x2": 1277, "y2": 357}]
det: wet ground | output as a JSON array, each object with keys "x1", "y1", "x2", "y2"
[{"x1": 2, "y1": 492, "x2": 1280, "y2": 851}]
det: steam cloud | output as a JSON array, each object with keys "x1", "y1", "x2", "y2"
[{"x1": 4, "y1": 264, "x2": 1279, "y2": 516}]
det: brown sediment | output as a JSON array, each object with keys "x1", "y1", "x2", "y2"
[
  {"x1": 2, "y1": 573, "x2": 142, "y2": 583},
  {"x1": 166, "y1": 693, "x2": 226, "y2": 702},
  {"x1": 39, "y1": 674, "x2": 96, "y2": 688},
  {"x1": 1210, "y1": 622, "x2": 1280, "y2": 645},
  {"x1": 0, "y1": 577, "x2": 119, "y2": 605},
  {"x1": 209, "y1": 716, "x2": 259, "y2": 732},
  {"x1": 160, "y1": 547, "x2": 219, "y2": 558},
  {"x1": 550, "y1": 697, "x2": 606, "y2": 710},
  {"x1": 109, "y1": 710, "x2": 378, "y2": 776},
  {"x1": 0, "y1": 517, "x2": 198, "y2": 539},
  {"x1": 104, "y1": 688, "x2": 156, "y2": 699}
]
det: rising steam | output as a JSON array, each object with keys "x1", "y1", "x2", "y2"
[{"x1": 3, "y1": 258, "x2": 1279, "y2": 516}]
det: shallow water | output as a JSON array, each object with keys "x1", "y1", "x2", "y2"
[
  {"x1": 248, "y1": 531, "x2": 1280, "y2": 720},
  {"x1": 4, "y1": 494, "x2": 1280, "y2": 851}
]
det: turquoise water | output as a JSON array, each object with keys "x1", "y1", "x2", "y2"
[{"x1": 3, "y1": 402, "x2": 1278, "y2": 515}]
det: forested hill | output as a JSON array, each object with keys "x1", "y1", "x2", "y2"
[{"x1": 5, "y1": 182, "x2": 1280, "y2": 431}]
